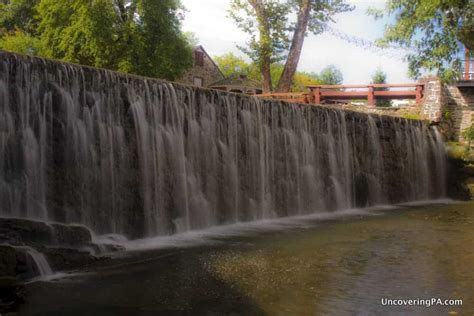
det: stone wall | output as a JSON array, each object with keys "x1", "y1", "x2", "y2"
[
  {"x1": 176, "y1": 46, "x2": 224, "y2": 88},
  {"x1": 421, "y1": 79, "x2": 444, "y2": 121},
  {"x1": 331, "y1": 103, "x2": 422, "y2": 120},
  {"x1": 444, "y1": 85, "x2": 474, "y2": 143}
]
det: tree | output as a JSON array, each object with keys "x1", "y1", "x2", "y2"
[
  {"x1": 0, "y1": 0, "x2": 44, "y2": 55},
  {"x1": 0, "y1": 31, "x2": 44, "y2": 55},
  {"x1": 214, "y1": 52, "x2": 256, "y2": 78},
  {"x1": 370, "y1": 0, "x2": 474, "y2": 81},
  {"x1": 0, "y1": 0, "x2": 193, "y2": 81},
  {"x1": 319, "y1": 65, "x2": 343, "y2": 85},
  {"x1": 229, "y1": 0, "x2": 352, "y2": 92},
  {"x1": 214, "y1": 52, "x2": 322, "y2": 92},
  {"x1": 371, "y1": 67, "x2": 391, "y2": 107},
  {"x1": 0, "y1": 0, "x2": 39, "y2": 36}
]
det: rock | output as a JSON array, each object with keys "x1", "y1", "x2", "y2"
[
  {"x1": 0, "y1": 218, "x2": 93, "y2": 248},
  {"x1": 42, "y1": 247, "x2": 99, "y2": 271},
  {"x1": 51, "y1": 223, "x2": 92, "y2": 247},
  {"x1": 0, "y1": 245, "x2": 17, "y2": 278},
  {"x1": 0, "y1": 218, "x2": 53, "y2": 246},
  {"x1": 0, "y1": 247, "x2": 24, "y2": 314}
]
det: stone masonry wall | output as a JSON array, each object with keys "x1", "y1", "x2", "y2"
[
  {"x1": 176, "y1": 46, "x2": 224, "y2": 88},
  {"x1": 444, "y1": 85, "x2": 474, "y2": 143},
  {"x1": 421, "y1": 79, "x2": 444, "y2": 122}
]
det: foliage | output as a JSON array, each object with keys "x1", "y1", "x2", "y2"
[
  {"x1": 0, "y1": 0, "x2": 39, "y2": 35},
  {"x1": 214, "y1": 53, "x2": 255, "y2": 78},
  {"x1": 0, "y1": 0, "x2": 192, "y2": 80},
  {"x1": 0, "y1": 30, "x2": 45, "y2": 55},
  {"x1": 229, "y1": 0, "x2": 289, "y2": 65},
  {"x1": 463, "y1": 125, "x2": 474, "y2": 144},
  {"x1": 183, "y1": 31, "x2": 199, "y2": 47},
  {"x1": 292, "y1": 70, "x2": 321, "y2": 92},
  {"x1": 371, "y1": 67, "x2": 391, "y2": 107},
  {"x1": 214, "y1": 52, "x2": 323, "y2": 92},
  {"x1": 229, "y1": 0, "x2": 352, "y2": 92},
  {"x1": 402, "y1": 113, "x2": 421, "y2": 120},
  {"x1": 319, "y1": 65, "x2": 343, "y2": 85},
  {"x1": 370, "y1": 0, "x2": 474, "y2": 81}
]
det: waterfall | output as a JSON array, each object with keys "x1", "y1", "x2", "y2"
[
  {"x1": 0, "y1": 51, "x2": 448, "y2": 239},
  {"x1": 15, "y1": 246, "x2": 53, "y2": 277}
]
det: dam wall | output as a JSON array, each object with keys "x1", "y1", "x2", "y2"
[{"x1": 0, "y1": 51, "x2": 447, "y2": 239}]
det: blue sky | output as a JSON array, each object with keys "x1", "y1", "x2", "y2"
[{"x1": 181, "y1": 0, "x2": 414, "y2": 84}]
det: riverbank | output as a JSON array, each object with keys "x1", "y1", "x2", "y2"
[{"x1": 13, "y1": 201, "x2": 474, "y2": 315}]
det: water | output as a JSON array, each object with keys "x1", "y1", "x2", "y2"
[
  {"x1": 0, "y1": 51, "x2": 448, "y2": 239},
  {"x1": 14, "y1": 246, "x2": 53, "y2": 277},
  {"x1": 18, "y1": 201, "x2": 474, "y2": 315}
]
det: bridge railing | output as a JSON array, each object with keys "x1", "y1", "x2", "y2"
[
  {"x1": 257, "y1": 83, "x2": 425, "y2": 106},
  {"x1": 462, "y1": 59, "x2": 474, "y2": 80}
]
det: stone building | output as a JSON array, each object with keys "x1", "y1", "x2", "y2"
[{"x1": 177, "y1": 45, "x2": 224, "y2": 88}]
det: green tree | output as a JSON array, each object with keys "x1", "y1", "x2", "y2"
[
  {"x1": 370, "y1": 0, "x2": 474, "y2": 81},
  {"x1": 0, "y1": 0, "x2": 39, "y2": 35},
  {"x1": 0, "y1": 0, "x2": 44, "y2": 55},
  {"x1": 0, "y1": 0, "x2": 192, "y2": 81},
  {"x1": 319, "y1": 65, "x2": 343, "y2": 85},
  {"x1": 229, "y1": 0, "x2": 352, "y2": 92},
  {"x1": 371, "y1": 67, "x2": 391, "y2": 107},
  {"x1": 462, "y1": 124, "x2": 474, "y2": 149},
  {"x1": 214, "y1": 52, "x2": 255, "y2": 78},
  {"x1": 214, "y1": 52, "x2": 322, "y2": 92},
  {"x1": 0, "y1": 30, "x2": 44, "y2": 55}
]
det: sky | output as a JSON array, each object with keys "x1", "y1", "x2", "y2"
[{"x1": 180, "y1": 0, "x2": 414, "y2": 84}]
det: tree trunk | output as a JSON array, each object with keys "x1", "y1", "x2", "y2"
[
  {"x1": 249, "y1": 0, "x2": 273, "y2": 93},
  {"x1": 261, "y1": 58, "x2": 272, "y2": 92},
  {"x1": 276, "y1": 0, "x2": 311, "y2": 92}
]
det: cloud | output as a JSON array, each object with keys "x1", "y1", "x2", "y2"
[{"x1": 181, "y1": 0, "x2": 412, "y2": 84}]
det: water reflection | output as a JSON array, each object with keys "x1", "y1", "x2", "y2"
[
  {"x1": 20, "y1": 202, "x2": 474, "y2": 315},
  {"x1": 209, "y1": 202, "x2": 474, "y2": 315}
]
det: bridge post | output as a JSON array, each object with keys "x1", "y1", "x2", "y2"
[
  {"x1": 312, "y1": 87, "x2": 321, "y2": 104},
  {"x1": 368, "y1": 85, "x2": 375, "y2": 106},
  {"x1": 416, "y1": 84, "x2": 423, "y2": 105},
  {"x1": 465, "y1": 48, "x2": 470, "y2": 80}
]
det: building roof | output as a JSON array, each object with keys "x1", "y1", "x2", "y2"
[
  {"x1": 193, "y1": 45, "x2": 225, "y2": 78},
  {"x1": 210, "y1": 74, "x2": 262, "y2": 89}
]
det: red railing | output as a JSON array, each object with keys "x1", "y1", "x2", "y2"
[
  {"x1": 462, "y1": 59, "x2": 474, "y2": 80},
  {"x1": 258, "y1": 83, "x2": 425, "y2": 106}
]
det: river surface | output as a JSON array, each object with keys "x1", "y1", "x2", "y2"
[{"x1": 19, "y1": 201, "x2": 474, "y2": 315}]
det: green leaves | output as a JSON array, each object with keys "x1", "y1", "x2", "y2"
[
  {"x1": 0, "y1": 0, "x2": 192, "y2": 81},
  {"x1": 371, "y1": 67, "x2": 391, "y2": 107},
  {"x1": 373, "y1": 0, "x2": 473, "y2": 81},
  {"x1": 319, "y1": 65, "x2": 343, "y2": 85},
  {"x1": 214, "y1": 52, "x2": 343, "y2": 91},
  {"x1": 229, "y1": 0, "x2": 352, "y2": 92}
]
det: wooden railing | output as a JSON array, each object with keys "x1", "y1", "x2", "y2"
[
  {"x1": 462, "y1": 59, "x2": 474, "y2": 80},
  {"x1": 257, "y1": 83, "x2": 425, "y2": 106}
]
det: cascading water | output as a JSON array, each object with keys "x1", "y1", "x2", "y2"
[
  {"x1": 14, "y1": 246, "x2": 53, "y2": 277},
  {"x1": 0, "y1": 51, "x2": 448, "y2": 239}
]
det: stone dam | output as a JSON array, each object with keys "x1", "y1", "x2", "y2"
[{"x1": 0, "y1": 51, "x2": 448, "y2": 282}]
